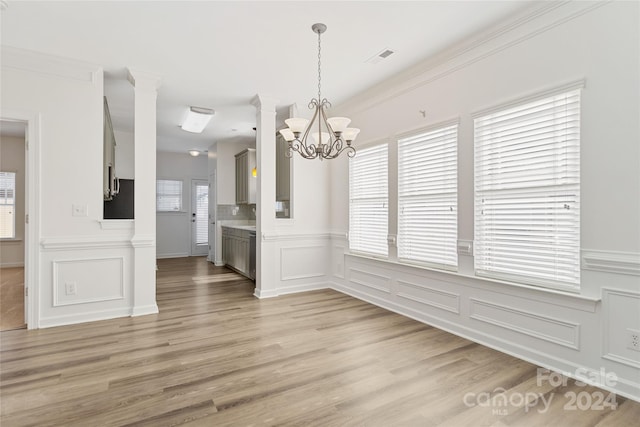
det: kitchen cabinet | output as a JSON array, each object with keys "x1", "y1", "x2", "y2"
[
  {"x1": 235, "y1": 148, "x2": 256, "y2": 204},
  {"x1": 103, "y1": 97, "x2": 119, "y2": 201},
  {"x1": 275, "y1": 134, "x2": 290, "y2": 202},
  {"x1": 222, "y1": 226, "x2": 251, "y2": 277}
]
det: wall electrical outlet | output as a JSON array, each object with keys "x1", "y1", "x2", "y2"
[
  {"x1": 627, "y1": 328, "x2": 640, "y2": 352},
  {"x1": 72, "y1": 204, "x2": 88, "y2": 217},
  {"x1": 65, "y1": 282, "x2": 77, "y2": 296}
]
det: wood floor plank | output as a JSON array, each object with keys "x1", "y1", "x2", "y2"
[
  {"x1": 0, "y1": 267, "x2": 26, "y2": 331},
  {"x1": 1, "y1": 256, "x2": 637, "y2": 426}
]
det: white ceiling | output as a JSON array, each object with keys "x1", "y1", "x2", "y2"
[{"x1": 1, "y1": 1, "x2": 535, "y2": 153}]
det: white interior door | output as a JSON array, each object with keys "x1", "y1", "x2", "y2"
[{"x1": 191, "y1": 179, "x2": 209, "y2": 256}]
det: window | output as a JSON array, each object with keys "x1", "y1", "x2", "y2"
[
  {"x1": 474, "y1": 88, "x2": 581, "y2": 289},
  {"x1": 349, "y1": 143, "x2": 388, "y2": 257},
  {"x1": 398, "y1": 123, "x2": 458, "y2": 269},
  {"x1": 0, "y1": 172, "x2": 16, "y2": 239},
  {"x1": 156, "y1": 179, "x2": 183, "y2": 212}
]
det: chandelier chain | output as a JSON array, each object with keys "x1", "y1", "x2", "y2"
[{"x1": 317, "y1": 28, "x2": 322, "y2": 101}]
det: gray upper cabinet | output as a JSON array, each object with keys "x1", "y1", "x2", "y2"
[
  {"x1": 235, "y1": 148, "x2": 256, "y2": 204},
  {"x1": 275, "y1": 134, "x2": 290, "y2": 202},
  {"x1": 103, "y1": 97, "x2": 118, "y2": 201}
]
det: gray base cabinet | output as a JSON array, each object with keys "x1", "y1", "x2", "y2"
[{"x1": 222, "y1": 226, "x2": 251, "y2": 277}]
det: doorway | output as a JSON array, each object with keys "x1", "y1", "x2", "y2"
[
  {"x1": 191, "y1": 179, "x2": 208, "y2": 256},
  {"x1": 0, "y1": 120, "x2": 27, "y2": 331}
]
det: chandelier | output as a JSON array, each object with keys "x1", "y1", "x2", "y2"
[{"x1": 279, "y1": 23, "x2": 359, "y2": 160}]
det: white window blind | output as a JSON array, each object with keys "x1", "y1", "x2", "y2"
[
  {"x1": 195, "y1": 183, "x2": 208, "y2": 244},
  {"x1": 398, "y1": 124, "x2": 458, "y2": 269},
  {"x1": 349, "y1": 143, "x2": 388, "y2": 257},
  {"x1": 156, "y1": 179, "x2": 183, "y2": 212},
  {"x1": 474, "y1": 89, "x2": 581, "y2": 289},
  {"x1": 0, "y1": 172, "x2": 16, "y2": 239}
]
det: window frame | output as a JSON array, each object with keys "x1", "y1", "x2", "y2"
[
  {"x1": 0, "y1": 171, "x2": 17, "y2": 240},
  {"x1": 156, "y1": 178, "x2": 184, "y2": 213},
  {"x1": 473, "y1": 83, "x2": 582, "y2": 291},
  {"x1": 397, "y1": 120, "x2": 459, "y2": 271},
  {"x1": 348, "y1": 141, "x2": 389, "y2": 258}
]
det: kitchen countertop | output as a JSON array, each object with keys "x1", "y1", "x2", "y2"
[{"x1": 221, "y1": 224, "x2": 256, "y2": 231}]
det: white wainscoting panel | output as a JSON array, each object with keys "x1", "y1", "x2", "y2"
[
  {"x1": 469, "y1": 298, "x2": 580, "y2": 350},
  {"x1": 396, "y1": 279, "x2": 460, "y2": 314},
  {"x1": 332, "y1": 245, "x2": 346, "y2": 279},
  {"x1": 280, "y1": 245, "x2": 326, "y2": 281},
  {"x1": 602, "y1": 288, "x2": 640, "y2": 369},
  {"x1": 53, "y1": 257, "x2": 124, "y2": 306},
  {"x1": 349, "y1": 267, "x2": 392, "y2": 295}
]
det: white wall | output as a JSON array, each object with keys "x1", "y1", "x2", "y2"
[
  {"x1": 0, "y1": 134, "x2": 25, "y2": 267},
  {"x1": 156, "y1": 151, "x2": 208, "y2": 258},
  {"x1": 113, "y1": 129, "x2": 134, "y2": 179},
  {"x1": 0, "y1": 47, "x2": 157, "y2": 328},
  {"x1": 252, "y1": 94, "x2": 333, "y2": 298},
  {"x1": 207, "y1": 146, "x2": 217, "y2": 263},
  {"x1": 328, "y1": 1, "x2": 640, "y2": 400}
]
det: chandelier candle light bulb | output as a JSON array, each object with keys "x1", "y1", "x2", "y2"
[{"x1": 279, "y1": 23, "x2": 359, "y2": 160}]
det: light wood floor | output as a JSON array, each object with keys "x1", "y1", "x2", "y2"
[
  {"x1": 0, "y1": 267, "x2": 26, "y2": 331},
  {"x1": 1, "y1": 257, "x2": 638, "y2": 426}
]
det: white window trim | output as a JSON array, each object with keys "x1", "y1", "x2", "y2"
[
  {"x1": 349, "y1": 141, "x2": 389, "y2": 258},
  {"x1": 156, "y1": 178, "x2": 184, "y2": 213},
  {"x1": 397, "y1": 120, "x2": 459, "y2": 271},
  {"x1": 0, "y1": 171, "x2": 17, "y2": 240},
  {"x1": 473, "y1": 85, "x2": 582, "y2": 292},
  {"x1": 471, "y1": 79, "x2": 585, "y2": 119}
]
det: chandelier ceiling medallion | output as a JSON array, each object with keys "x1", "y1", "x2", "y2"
[{"x1": 279, "y1": 23, "x2": 359, "y2": 160}]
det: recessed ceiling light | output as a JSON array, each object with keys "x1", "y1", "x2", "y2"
[{"x1": 188, "y1": 150, "x2": 200, "y2": 157}]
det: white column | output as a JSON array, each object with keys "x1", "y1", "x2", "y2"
[
  {"x1": 251, "y1": 94, "x2": 278, "y2": 298},
  {"x1": 128, "y1": 67, "x2": 161, "y2": 316}
]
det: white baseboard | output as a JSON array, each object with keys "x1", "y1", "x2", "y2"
[
  {"x1": 253, "y1": 281, "x2": 329, "y2": 299},
  {"x1": 253, "y1": 288, "x2": 279, "y2": 298},
  {"x1": 131, "y1": 303, "x2": 159, "y2": 317},
  {"x1": 277, "y1": 282, "x2": 329, "y2": 295},
  {"x1": 38, "y1": 307, "x2": 133, "y2": 329},
  {"x1": 156, "y1": 253, "x2": 189, "y2": 259}
]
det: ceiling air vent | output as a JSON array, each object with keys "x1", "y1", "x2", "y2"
[{"x1": 366, "y1": 48, "x2": 395, "y2": 65}]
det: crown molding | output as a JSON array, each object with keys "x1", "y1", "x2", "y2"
[
  {"x1": 336, "y1": 1, "x2": 608, "y2": 116},
  {"x1": 126, "y1": 67, "x2": 162, "y2": 90},
  {"x1": 1, "y1": 46, "x2": 101, "y2": 83}
]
